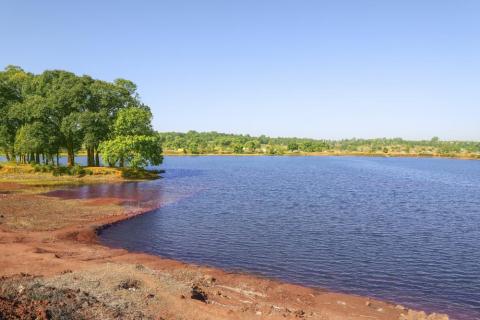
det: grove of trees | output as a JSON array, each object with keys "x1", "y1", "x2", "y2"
[
  {"x1": 0, "y1": 66, "x2": 162, "y2": 169},
  {"x1": 159, "y1": 131, "x2": 480, "y2": 157}
]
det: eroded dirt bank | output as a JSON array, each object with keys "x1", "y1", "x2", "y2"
[{"x1": 0, "y1": 183, "x2": 449, "y2": 319}]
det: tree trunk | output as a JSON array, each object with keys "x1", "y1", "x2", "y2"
[
  {"x1": 91, "y1": 147, "x2": 95, "y2": 166},
  {"x1": 95, "y1": 147, "x2": 100, "y2": 167},
  {"x1": 87, "y1": 148, "x2": 93, "y2": 167},
  {"x1": 119, "y1": 156, "x2": 124, "y2": 168},
  {"x1": 56, "y1": 153, "x2": 60, "y2": 166},
  {"x1": 67, "y1": 148, "x2": 75, "y2": 167}
]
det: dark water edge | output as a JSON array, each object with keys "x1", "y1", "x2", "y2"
[{"x1": 17, "y1": 155, "x2": 480, "y2": 319}]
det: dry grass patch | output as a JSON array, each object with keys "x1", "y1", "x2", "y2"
[{"x1": 0, "y1": 163, "x2": 160, "y2": 193}]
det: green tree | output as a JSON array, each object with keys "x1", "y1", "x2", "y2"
[
  {"x1": 287, "y1": 142, "x2": 299, "y2": 151},
  {"x1": 244, "y1": 140, "x2": 258, "y2": 153},
  {"x1": 60, "y1": 113, "x2": 84, "y2": 166},
  {"x1": 0, "y1": 66, "x2": 30, "y2": 160},
  {"x1": 233, "y1": 143, "x2": 244, "y2": 154},
  {"x1": 34, "y1": 70, "x2": 91, "y2": 166},
  {"x1": 100, "y1": 106, "x2": 162, "y2": 168},
  {"x1": 114, "y1": 107, "x2": 153, "y2": 137},
  {"x1": 99, "y1": 135, "x2": 163, "y2": 168},
  {"x1": 14, "y1": 122, "x2": 49, "y2": 163},
  {"x1": 81, "y1": 111, "x2": 110, "y2": 166}
]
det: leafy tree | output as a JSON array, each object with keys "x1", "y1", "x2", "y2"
[
  {"x1": 14, "y1": 122, "x2": 49, "y2": 163},
  {"x1": 0, "y1": 125, "x2": 14, "y2": 160},
  {"x1": 0, "y1": 65, "x2": 162, "y2": 167},
  {"x1": 33, "y1": 70, "x2": 91, "y2": 165},
  {"x1": 233, "y1": 143, "x2": 244, "y2": 154},
  {"x1": 0, "y1": 66, "x2": 30, "y2": 160},
  {"x1": 99, "y1": 135, "x2": 162, "y2": 168},
  {"x1": 287, "y1": 142, "x2": 299, "y2": 151},
  {"x1": 114, "y1": 107, "x2": 153, "y2": 137},
  {"x1": 81, "y1": 111, "x2": 110, "y2": 166},
  {"x1": 59, "y1": 113, "x2": 84, "y2": 166},
  {"x1": 100, "y1": 106, "x2": 161, "y2": 168},
  {"x1": 188, "y1": 141, "x2": 200, "y2": 154},
  {"x1": 244, "y1": 140, "x2": 258, "y2": 153},
  {"x1": 114, "y1": 78, "x2": 139, "y2": 99}
]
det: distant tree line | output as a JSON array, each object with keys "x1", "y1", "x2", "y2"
[
  {"x1": 159, "y1": 131, "x2": 480, "y2": 156},
  {"x1": 0, "y1": 66, "x2": 162, "y2": 168}
]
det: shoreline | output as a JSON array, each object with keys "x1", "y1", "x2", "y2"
[
  {"x1": 0, "y1": 181, "x2": 450, "y2": 319},
  {"x1": 163, "y1": 151, "x2": 480, "y2": 160}
]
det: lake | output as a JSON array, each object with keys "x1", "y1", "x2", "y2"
[{"x1": 28, "y1": 156, "x2": 480, "y2": 319}]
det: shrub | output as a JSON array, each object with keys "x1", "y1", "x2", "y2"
[
  {"x1": 51, "y1": 165, "x2": 85, "y2": 177},
  {"x1": 52, "y1": 166, "x2": 68, "y2": 176},
  {"x1": 68, "y1": 164, "x2": 85, "y2": 176},
  {"x1": 32, "y1": 164, "x2": 55, "y2": 173}
]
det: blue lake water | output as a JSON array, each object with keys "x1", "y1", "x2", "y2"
[{"x1": 4, "y1": 155, "x2": 479, "y2": 319}]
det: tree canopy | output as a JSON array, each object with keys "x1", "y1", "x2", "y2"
[
  {"x1": 0, "y1": 66, "x2": 162, "y2": 168},
  {"x1": 99, "y1": 107, "x2": 162, "y2": 168}
]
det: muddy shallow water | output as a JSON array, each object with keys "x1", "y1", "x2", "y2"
[{"x1": 47, "y1": 156, "x2": 480, "y2": 319}]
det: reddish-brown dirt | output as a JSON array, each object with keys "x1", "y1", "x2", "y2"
[{"x1": 0, "y1": 183, "x2": 449, "y2": 320}]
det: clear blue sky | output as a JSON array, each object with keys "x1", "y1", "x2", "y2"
[{"x1": 1, "y1": 1, "x2": 479, "y2": 140}]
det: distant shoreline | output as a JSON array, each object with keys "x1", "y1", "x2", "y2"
[{"x1": 163, "y1": 151, "x2": 480, "y2": 160}]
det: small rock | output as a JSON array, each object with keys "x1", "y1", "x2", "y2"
[
  {"x1": 256, "y1": 311, "x2": 262, "y2": 316},
  {"x1": 191, "y1": 285, "x2": 208, "y2": 303},
  {"x1": 377, "y1": 307, "x2": 384, "y2": 312},
  {"x1": 365, "y1": 301, "x2": 371, "y2": 307},
  {"x1": 294, "y1": 309, "x2": 306, "y2": 318},
  {"x1": 17, "y1": 285, "x2": 25, "y2": 294},
  {"x1": 396, "y1": 304, "x2": 406, "y2": 310},
  {"x1": 337, "y1": 300, "x2": 346, "y2": 306},
  {"x1": 118, "y1": 279, "x2": 141, "y2": 291}
]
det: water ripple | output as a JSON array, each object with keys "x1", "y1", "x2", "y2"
[{"x1": 97, "y1": 156, "x2": 480, "y2": 320}]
